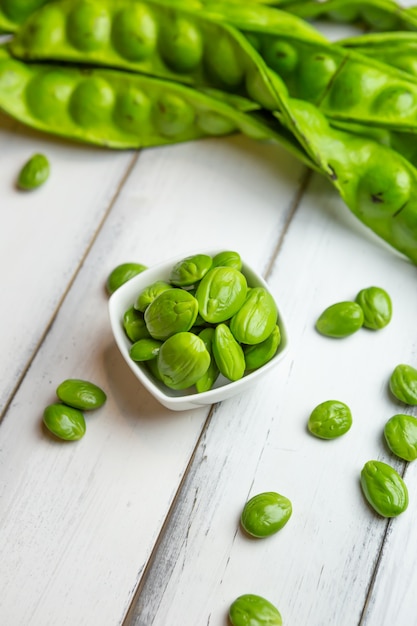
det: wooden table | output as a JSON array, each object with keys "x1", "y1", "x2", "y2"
[{"x1": 1, "y1": 13, "x2": 416, "y2": 626}]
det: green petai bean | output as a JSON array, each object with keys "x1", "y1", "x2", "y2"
[
  {"x1": 212, "y1": 323, "x2": 246, "y2": 382},
  {"x1": 157, "y1": 331, "x2": 210, "y2": 390},
  {"x1": 360, "y1": 459, "x2": 408, "y2": 518},
  {"x1": 17, "y1": 152, "x2": 50, "y2": 190},
  {"x1": 389, "y1": 364, "x2": 417, "y2": 405},
  {"x1": 134, "y1": 280, "x2": 174, "y2": 312},
  {"x1": 212, "y1": 250, "x2": 242, "y2": 270},
  {"x1": 130, "y1": 338, "x2": 163, "y2": 362},
  {"x1": 43, "y1": 402, "x2": 86, "y2": 441},
  {"x1": 315, "y1": 301, "x2": 364, "y2": 338},
  {"x1": 144, "y1": 288, "x2": 199, "y2": 340},
  {"x1": 123, "y1": 251, "x2": 283, "y2": 395},
  {"x1": 230, "y1": 286, "x2": 277, "y2": 345},
  {"x1": 308, "y1": 400, "x2": 352, "y2": 439},
  {"x1": 229, "y1": 594, "x2": 282, "y2": 626},
  {"x1": 195, "y1": 266, "x2": 248, "y2": 324},
  {"x1": 106, "y1": 262, "x2": 148, "y2": 295},
  {"x1": 244, "y1": 325, "x2": 281, "y2": 371},
  {"x1": 240, "y1": 491, "x2": 292, "y2": 538},
  {"x1": 195, "y1": 327, "x2": 220, "y2": 392},
  {"x1": 123, "y1": 306, "x2": 151, "y2": 343},
  {"x1": 56, "y1": 379, "x2": 107, "y2": 410},
  {"x1": 170, "y1": 253, "x2": 213, "y2": 286},
  {"x1": 355, "y1": 286, "x2": 392, "y2": 330},
  {"x1": 384, "y1": 413, "x2": 417, "y2": 462}
]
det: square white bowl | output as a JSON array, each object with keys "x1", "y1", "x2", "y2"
[{"x1": 108, "y1": 250, "x2": 289, "y2": 411}]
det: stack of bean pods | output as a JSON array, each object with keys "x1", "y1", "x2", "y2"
[{"x1": 1, "y1": 0, "x2": 417, "y2": 264}]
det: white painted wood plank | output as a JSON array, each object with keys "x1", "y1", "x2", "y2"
[
  {"x1": 0, "y1": 113, "x2": 134, "y2": 414},
  {"x1": 0, "y1": 135, "x2": 305, "y2": 626},
  {"x1": 127, "y1": 174, "x2": 417, "y2": 626},
  {"x1": 361, "y1": 454, "x2": 417, "y2": 626}
]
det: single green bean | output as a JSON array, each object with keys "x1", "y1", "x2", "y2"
[{"x1": 17, "y1": 152, "x2": 50, "y2": 190}]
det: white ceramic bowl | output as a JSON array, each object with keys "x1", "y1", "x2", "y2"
[{"x1": 108, "y1": 251, "x2": 289, "y2": 411}]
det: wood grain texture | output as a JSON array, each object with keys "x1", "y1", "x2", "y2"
[
  {"x1": 126, "y1": 174, "x2": 417, "y2": 626},
  {"x1": 0, "y1": 114, "x2": 134, "y2": 415},
  {"x1": 0, "y1": 135, "x2": 304, "y2": 625},
  {"x1": 2, "y1": 5, "x2": 417, "y2": 624}
]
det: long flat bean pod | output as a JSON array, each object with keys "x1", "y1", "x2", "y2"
[
  {"x1": 11, "y1": 0, "x2": 417, "y2": 135},
  {"x1": 5, "y1": 1, "x2": 417, "y2": 262},
  {"x1": 272, "y1": 99, "x2": 417, "y2": 264},
  {"x1": 0, "y1": 46, "x2": 317, "y2": 168},
  {"x1": 190, "y1": 0, "x2": 417, "y2": 133}
]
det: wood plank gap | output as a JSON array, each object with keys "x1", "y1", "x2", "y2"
[
  {"x1": 121, "y1": 403, "x2": 218, "y2": 626},
  {"x1": 121, "y1": 169, "x2": 311, "y2": 626},
  {"x1": 357, "y1": 459, "x2": 408, "y2": 625},
  {"x1": 0, "y1": 151, "x2": 140, "y2": 425},
  {"x1": 263, "y1": 167, "x2": 312, "y2": 280},
  {"x1": 357, "y1": 519, "x2": 392, "y2": 626}
]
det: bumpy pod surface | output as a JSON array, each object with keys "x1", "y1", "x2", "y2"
[
  {"x1": 0, "y1": 0, "x2": 51, "y2": 32},
  {"x1": 276, "y1": 99, "x2": 417, "y2": 265},
  {"x1": 10, "y1": 0, "x2": 293, "y2": 111},
  {"x1": 14, "y1": 0, "x2": 417, "y2": 135},
  {"x1": 0, "y1": 45, "x2": 266, "y2": 148},
  {"x1": 0, "y1": 45, "x2": 316, "y2": 169}
]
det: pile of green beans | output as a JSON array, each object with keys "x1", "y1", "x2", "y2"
[
  {"x1": 1, "y1": 0, "x2": 417, "y2": 265},
  {"x1": 120, "y1": 251, "x2": 282, "y2": 392}
]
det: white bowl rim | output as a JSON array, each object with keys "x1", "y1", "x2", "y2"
[{"x1": 108, "y1": 249, "x2": 289, "y2": 410}]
